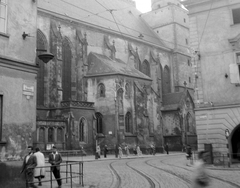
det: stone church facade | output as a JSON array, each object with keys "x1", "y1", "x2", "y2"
[{"x1": 0, "y1": 0, "x2": 196, "y2": 160}]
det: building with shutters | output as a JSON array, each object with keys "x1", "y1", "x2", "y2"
[{"x1": 183, "y1": 0, "x2": 240, "y2": 164}]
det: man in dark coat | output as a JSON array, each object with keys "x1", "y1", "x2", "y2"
[
  {"x1": 48, "y1": 146, "x2": 62, "y2": 188},
  {"x1": 165, "y1": 143, "x2": 169, "y2": 155},
  {"x1": 20, "y1": 146, "x2": 37, "y2": 188}
]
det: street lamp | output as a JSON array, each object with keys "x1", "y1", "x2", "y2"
[{"x1": 225, "y1": 129, "x2": 230, "y2": 167}]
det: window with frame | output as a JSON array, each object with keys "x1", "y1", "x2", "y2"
[
  {"x1": 0, "y1": 95, "x2": 2, "y2": 141},
  {"x1": 141, "y1": 60, "x2": 151, "y2": 77},
  {"x1": 62, "y1": 38, "x2": 72, "y2": 101},
  {"x1": 39, "y1": 127, "x2": 45, "y2": 142},
  {"x1": 79, "y1": 118, "x2": 85, "y2": 142},
  {"x1": 125, "y1": 112, "x2": 132, "y2": 133},
  {"x1": 57, "y1": 128, "x2": 63, "y2": 142},
  {"x1": 98, "y1": 83, "x2": 105, "y2": 98},
  {"x1": 230, "y1": 52, "x2": 240, "y2": 84},
  {"x1": 125, "y1": 83, "x2": 131, "y2": 98},
  {"x1": 232, "y1": 8, "x2": 240, "y2": 25},
  {"x1": 96, "y1": 113, "x2": 103, "y2": 134},
  {"x1": 48, "y1": 128, "x2": 54, "y2": 142},
  {"x1": 0, "y1": 0, "x2": 7, "y2": 33}
]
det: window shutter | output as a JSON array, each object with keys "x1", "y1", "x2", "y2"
[{"x1": 229, "y1": 64, "x2": 240, "y2": 84}]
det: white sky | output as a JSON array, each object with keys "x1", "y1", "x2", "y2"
[{"x1": 134, "y1": 0, "x2": 151, "y2": 13}]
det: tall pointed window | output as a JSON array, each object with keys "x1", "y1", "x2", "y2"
[
  {"x1": 0, "y1": 0, "x2": 7, "y2": 33},
  {"x1": 79, "y1": 118, "x2": 84, "y2": 142},
  {"x1": 48, "y1": 128, "x2": 54, "y2": 142},
  {"x1": 98, "y1": 83, "x2": 105, "y2": 98},
  {"x1": 163, "y1": 65, "x2": 171, "y2": 94},
  {"x1": 96, "y1": 113, "x2": 103, "y2": 134},
  {"x1": 142, "y1": 60, "x2": 151, "y2": 77},
  {"x1": 57, "y1": 128, "x2": 63, "y2": 142},
  {"x1": 62, "y1": 38, "x2": 72, "y2": 101},
  {"x1": 39, "y1": 127, "x2": 45, "y2": 142},
  {"x1": 186, "y1": 113, "x2": 193, "y2": 133},
  {"x1": 36, "y1": 30, "x2": 47, "y2": 106},
  {"x1": 125, "y1": 112, "x2": 132, "y2": 133}
]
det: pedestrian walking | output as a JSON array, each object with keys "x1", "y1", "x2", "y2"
[
  {"x1": 192, "y1": 151, "x2": 210, "y2": 188},
  {"x1": 186, "y1": 145, "x2": 193, "y2": 166},
  {"x1": 34, "y1": 147, "x2": 45, "y2": 186},
  {"x1": 118, "y1": 145, "x2": 123, "y2": 159},
  {"x1": 125, "y1": 145, "x2": 130, "y2": 157},
  {"x1": 136, "y1": 145, "x2": 142, "y2": 156},
  {"x1": 96, "y1": 145, "x2": 101, "y2": 159},
  {"x1": 165, "y1": 143, "x2": 169, "y2": 154},
  {"x1": 115, "y1": 144, "x2": 119, "y2": 158},
  {"x1": 48, "y1": 146, "x2": 62, "y2": 188},
  {"x1": 104, "y1": 145, "x2": 108, "y2": 158},
  {"x1": 150, "y1": 143, "x2": 155, "y2": 155},
  {"x1": 20, "y1": 146, "x2": 38, "y2": 188}
]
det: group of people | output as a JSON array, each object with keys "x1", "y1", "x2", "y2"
[{"x1": 20, "y1": 145, "x2": 62, "y2": 188}]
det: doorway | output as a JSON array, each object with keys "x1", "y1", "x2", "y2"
[{"x1": 231, "y1": 125, "x2": 240, "y2": 160}]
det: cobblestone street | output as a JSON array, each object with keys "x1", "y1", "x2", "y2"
[{"x1": 39, "y1": 153, "x2": 240, "y2": 188}]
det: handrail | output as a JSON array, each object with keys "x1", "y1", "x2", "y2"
[{"x1": 26, "y1": 161, "x2": 84, "y2": 188}]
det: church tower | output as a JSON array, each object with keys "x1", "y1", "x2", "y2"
[{"x1": 142, "y1": 0, "x2": 193, "y2": 92}]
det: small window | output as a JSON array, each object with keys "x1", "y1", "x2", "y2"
[
  {"x1": 232, "y1": 8, "x2": 240, "y2": 24},
  {"x1": 189, "y1": 77, "x2": 191, "y2": 83},
  {"x1": 98, "y1": 83, "x2": 105, "y2": 98},
  {"x1": 186, "y1": 38, "x2": 188, "y2": 45},
  {"x1": 125, "y1": 112, "x2": 132, "y2": 133},
  {"x1": 48, "y1": 128, "x2": 54, "y2": 142},
  {"x1": 79, "y1": 119, "x2": 84, "y2": 142},
  {"x1": 39, "y1": 127, "x2": 45, "y2": 142},
  {"x1": 96, "y1": 113, "x2": 103, "y2": 134},
  {"x1": 184, "y1": 18, "x2": 186, "y2": 23},
  {"x1": 187, "y1": 59, "x2": 190, "y2": 66},
  {"x1": 0, "y1": 0, "x2": 7, "y2": 33}
]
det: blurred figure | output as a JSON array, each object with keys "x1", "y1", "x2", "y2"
[
  {"x1": 115, "y1": 144, "x2": 119, "y2": 158},
  {"x1": 118, "y1": 145, "x2": 123, "y2": 159},
  {"x1": 20, "y1": 146, "x2": 37, "y2": 188},
  {"x1": 164, "y1": 143, "x2": 169, "y2": 155},
  {"x1": 137, "y1": 145, "x2": 142, "y2": 156},
  {"x1": 104, "y1": 145, "x2": 108, "y2": 158},
  {"x1": 34, "y1": 147, "x2": 45, "y2": 186},
  {"x1": 192, "y1": 151, "x2": 210, "y2": 188},
  {"x1": 125, "y1": 144, "x2": 130, "y2": 157},
  {"x1": 186, "y1": 145, "x2": 193, "y2": 166},
  {"x1": 96, "y1": 145, "x2": 101, "y2": 159},
  {"x1": 150, "y1": 143, "x2": 155, "y2": 155}
]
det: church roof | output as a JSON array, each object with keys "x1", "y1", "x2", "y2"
[
  {"x1": 38, "y1": 0, "x2": 166, "y2": 48},
  {"x1": 86, "y1": 52, "x2": 152, "y2": 81}
]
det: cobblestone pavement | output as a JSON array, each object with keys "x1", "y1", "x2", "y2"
[{"x1": 38, "y1": 153, "x2": 240, "y2": 188}]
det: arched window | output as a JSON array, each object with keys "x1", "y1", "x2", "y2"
[
  {"x1": 36, "y1": 29, "x2": 47, "y2": 106},
  {"x1": 57, "y1": 128, "x2": 63, "y2": 142},
  {"x1": 125, "y1": 112, "x2": 132, "y2": 133},
  {"x1": 62, "y1": 38, "x2": 72, "y2": 101},
  {"x1": 125, "y1": 83, "x2": 130, "y2": 98},
  {"x1": 98, "y1": 83, "x2": 105, "y2": 97},
  {"x1": 142, "y1": 60, "x2": 151, "y2": 77},
  {"x1": 79, "y1": 118, "x2": 84, "y2": 142},
  {"x1": 96, "y1": 113, "x2": 103, "y2": 134},
  {"x1": 48, "y1": 127, "x2": 54, "y2": 142},
  {"x1": 162, "y1": 65, "x2": 171, "y2": 94},
  {"x1": 186, "y1": 113, "x2": 193, "y2": 133},
  {"x1": 39, "y1": 127, "x2": 45, "y2": 142}
]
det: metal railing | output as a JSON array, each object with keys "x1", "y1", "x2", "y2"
[{"x1": 26, "y1": 161, "x2": 83, "y2": 188}]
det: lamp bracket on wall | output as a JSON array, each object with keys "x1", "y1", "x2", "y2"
[{"x1": 22, "y1": 32, "x2": 34, "y2": 40}]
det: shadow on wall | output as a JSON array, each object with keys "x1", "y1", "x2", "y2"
[{"x1": 0, "y1": 161, "x2": 25, "y2": 188}]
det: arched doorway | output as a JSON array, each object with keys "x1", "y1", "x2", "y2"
[{"x1": 231, "y1": 125, "x2": 240, "y2": 160}]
